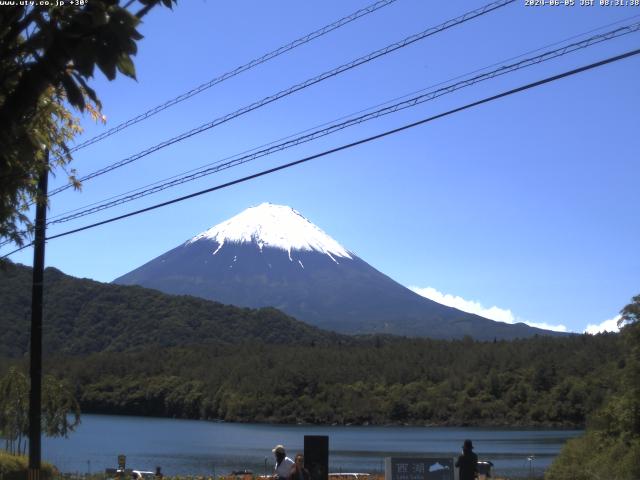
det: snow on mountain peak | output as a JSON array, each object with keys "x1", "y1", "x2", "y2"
[{"x1": 188, "y1": 203, "x2": 352, "y2": 261}]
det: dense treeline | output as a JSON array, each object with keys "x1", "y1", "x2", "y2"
[
  {"x1": 0, "y1": 261, "x2": 346, "y2": 357},
  {"x1": 546, "y1": 295, "x2": 640, "y2": 480},
  {"x1": 0, "y1": 260, "x2": 627, "y2": 429},
  {"x1": 2, "y1": 333, "x2": 620, "y2": 428}
]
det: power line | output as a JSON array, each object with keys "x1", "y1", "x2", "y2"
[
  {"x1": 40, "y1": 21, "x2": 640, "y2": 227},
  {"x1": 3, "y1": 18, "x2": 638, "y2": 248},
  {"x1": 65, "y1": 0, "x2": 400, "y2": 155},
  {"x1": 45, "y1": 13, "x2": 640, "y2": 224},
  {"x1": 46, "y1": 0, "x2": 515, "y2": 198},
  {"x1": 4, "y1": 47, "x2": 638, "y2": 259},
  {"x1": 4, "y1": 1, "x2": 400, "y2": 191}
]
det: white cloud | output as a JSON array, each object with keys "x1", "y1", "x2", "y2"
[
  {"x1": 409, "y1": 286, "x2": 568, "y2": 332},
  {"x1": 410, "y1": 286, "x2": 515, "y2": 323},
  {"x1": 584, "y1": 315, "x2": 620, "y2": 334},
  {"x1": 525, "y1": 321, "x2": 568, "y2": 333}
]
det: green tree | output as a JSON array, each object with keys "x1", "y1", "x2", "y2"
[
  {"x1": 617, "y1": 295, "x2": 640, "y2": 437},
  {"x1": 0, "y1": 0, "x2": 176, "y2": 245},
  {"x1": 0, "y1": 367, "x2": 81, "y2": 455},
  {"x1": 547, "y1": 294, "x2": 640, "y2": 480},
  {"x1": 0, "y1": 367, "x2": 28, "y2": 455}
]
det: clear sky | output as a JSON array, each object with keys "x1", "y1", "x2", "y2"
[{"x1": 3, "y1": 0, "x2": 639, "y2": 334}]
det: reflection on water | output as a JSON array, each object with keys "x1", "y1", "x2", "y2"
[{"x1": 42, "y1": 414, "x2": 581, "y2": 478}]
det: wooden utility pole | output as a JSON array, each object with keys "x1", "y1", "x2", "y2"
[{"x1": 29, "y1": 159, "x2": 48, "y2": 480}]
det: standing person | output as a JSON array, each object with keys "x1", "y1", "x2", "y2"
[
  {"x1": 273, "y1": 444, "x2": 295, "y2": 480},
  {"x1": 288, "y1": 454, "x2": 311, "y2": 480},
  {"x1": 455, "y1": 439, "x2": 478, "y2": 480}
]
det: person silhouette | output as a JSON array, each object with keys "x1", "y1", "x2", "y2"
[{"x1": 455, "y1": 439, "x2": 478, "y2": 480}]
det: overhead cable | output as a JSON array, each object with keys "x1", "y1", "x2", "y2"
[
  {"x1": 4, "y1": 46, "x2": 638, "y2": 259},
  {"x1": 46, "y1": 13, "x2": 640, "y2": 225},
  {"x1": 47, "y1": 0, "x2": 515, "y2": 198},
  {"x1": 66, "y1": 0, "x2": 401, "y2": 155},
  {"x1": 42, "y1": 21, "x2": 640, "y2": 226},
  {"x1": 2, "y1": 17, "x2": 637, "y2": 248}
]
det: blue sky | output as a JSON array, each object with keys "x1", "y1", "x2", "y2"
[{"x1": 3, "y1": 0, "x2": 639, "y2": 333}]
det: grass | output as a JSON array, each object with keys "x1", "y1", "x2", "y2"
[{"x1": 0, "y1": 451, "x2": 58, "y2": 480}]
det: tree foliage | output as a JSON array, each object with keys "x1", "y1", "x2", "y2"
[
  {"x1": 0, "y1": 368, "x2": 28, "y2": 455},
  {"x1": 0, "y1": 261, "x2": 626, "y2": 428},
  {"x1": 547, "y1": 294, "x2": 640, "y2": 480},
  {"x1": 619, "y1": 293, "x2": 640, "y2": 327},
  {"x1": 0, "y1": 367, "x2": 80, "y2": 455},
  {"x1": 7, "y1": 331, "x2": 619, "y2": 428},
  {"x1": 0, "y1": 262, "x2": 345, "y2": 358},
  {"x1": 0, "y1": 0, "x2": 176, "y2": 245}
]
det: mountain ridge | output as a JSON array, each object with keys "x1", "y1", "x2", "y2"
[
  {"x1": 114, "y1": 203, "x2": 568, "y2": 340},
  {"x1": 0, "y1": 260, "x2": 348, "y2": 358}
]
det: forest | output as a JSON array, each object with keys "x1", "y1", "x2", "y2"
[
  {"x1": 0, "y1": 260, "x2": 628, "y2": 428},
  {"x1": 0, "y1": 261, "x2": 345, "y2": 357},
  {"x1": 546, "y1": 296, "x2": 639, "y2": 479},
  {"x1": 1, "y1": 332, "x2": 622, "y2": 428}
]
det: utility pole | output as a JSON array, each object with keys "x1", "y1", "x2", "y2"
[{"x1": 29, "y1": 157, "x2": 48, "y2": 480}]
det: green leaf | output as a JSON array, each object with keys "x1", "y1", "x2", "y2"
[
  {"x1": 72, "y1": 72, "x2": 101, "y2": 109},
  {"x1": 71, "y1": 41, "x2": 96, "y2": 77},
  {"x1": 60, "y1": 74, "x2": 85, "y2": 111},
  {"x1": 116, "y1": 54, "x2": 136, "y2": 79},
  {"x1": 96, "y1": 57, "x2": 117, "y2": 80},
  {"x1": 96, "y1": 43, "x2": 117, "y2": 80}
]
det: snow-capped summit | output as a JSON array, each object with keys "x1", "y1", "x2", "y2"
[
  {"x1": 114, "y1": 203, "x2": 567, "y2": 340},
  {"x1": 188, "y1": 203, "x2": 352, "y2": 262}
]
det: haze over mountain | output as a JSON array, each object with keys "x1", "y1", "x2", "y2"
[{"x1": 115, "y1": 203, "x2": 566, "y2": 340}]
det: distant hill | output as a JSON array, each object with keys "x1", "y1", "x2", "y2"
[
  {"x1": 0, "y1": 261, "x2": 347, "y2": 357},
  {"x1": 115, "y1": 203, "x2": 569, "y2": 340},
  {"x1": 0, "y1": 260, "x2": 622, "y2": 428}
]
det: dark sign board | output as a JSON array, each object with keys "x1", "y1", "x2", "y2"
[
  {"x1": 304, "y1": 435, "x2": 329, "y2": 480},
  {"x1": 385, "y1": 457, "x2": 455, "y2": 480}
]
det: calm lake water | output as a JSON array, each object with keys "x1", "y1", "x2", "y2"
[{"x1": 42, "y1": 414, "x2": 582, "y2": 479}]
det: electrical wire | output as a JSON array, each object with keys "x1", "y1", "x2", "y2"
[
  {"x1": 4, "y1": 46, "x2": 638, "y2": 259},
  {"x1": 3, "y1": 18, "x2": 638, "y2": 248},
  {"x1": 41, "y1": 21, "x2": 640, "y2": 227},
  {"x1": 46, "y1": 0, "x2": 515, "y2": 198},
  {"x1": 65, "y1": 0, "x2": 401, "y2": 155},
  {"x1": 44, "y1": 12, "x2": 640, "y2": 224}
]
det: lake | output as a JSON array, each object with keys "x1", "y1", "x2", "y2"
[{"x1": 42, "y1": 414, "x2": 582, "y2": 479}]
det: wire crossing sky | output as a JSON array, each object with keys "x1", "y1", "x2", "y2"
[
  {"x1": 8, "y1": 11, "x2": 636, "y2": 249},
  {"x1": 46, "y1": 0, "x2": 515, "y2": 198},
  {"x1": 65, "y1": 0, "x2": 401, "y2": 155},
  {"x1": 4, "y1": 45, "x2": 637, "y2": 261},
  {"x1": 2, "y1": 0, "x2": 639, "y2": 335},
  {"x1": 38, "y1": 20, "x2": 640, "y2": 228}
]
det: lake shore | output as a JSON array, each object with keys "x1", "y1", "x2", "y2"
[{"x1": 42, "y1": 414, "x2": 579, "y2": 479}]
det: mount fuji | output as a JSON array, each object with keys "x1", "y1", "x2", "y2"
[{"x1": 114, "y1": 203, "x2": 563, "y2": 340}]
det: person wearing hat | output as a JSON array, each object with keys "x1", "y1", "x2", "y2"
[
  {"x1": 272, "y1": 445, "x2": 294, "y2": 480},
  {"x1": 455, "y1": 439, "x2": 478, "y2": 480}
]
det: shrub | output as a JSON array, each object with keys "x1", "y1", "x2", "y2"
[{"x1": 0, "y1": 451, "x2": 57, "y2": 480}]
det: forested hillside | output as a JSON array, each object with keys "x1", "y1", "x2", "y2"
[
  {"x1": 0, "y1": 261, "x2": 347, "y2": 357},
  {"x1": 2, "y1": 333, "x2": 621, "y2": 428},
  {"x1": 546, "y1": 296, "x2": 640, "y2": 479},
  {"x1": 0, "y1": 260, "x2": 624, "y2": 428}
]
